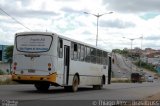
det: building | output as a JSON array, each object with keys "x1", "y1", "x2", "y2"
[{"x1": 0, "y1": 45, "x2": 9, "y2": 63}]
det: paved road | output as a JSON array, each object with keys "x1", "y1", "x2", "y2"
[
  {"x1": 0, "y1": 81, "x2": 160, "y2": 100},
  {"x1": 112, "y1": 53, "x2": 132, "y2": 78},
  {"x1": 1, "y1": 82, "x2": 160, "y2": 106}
]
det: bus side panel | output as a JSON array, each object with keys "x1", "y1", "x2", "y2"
[
  {"x1": 55, "y1": 39, "x2": 71, "y2": 86},
  {"x1": 56, "y1": 58, "x2": 64, "y2": 85},
  {"x1": 68, "y1": 61, "x2": 105, "y2": 86}
]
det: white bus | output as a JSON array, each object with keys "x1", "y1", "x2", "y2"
[{"x1": 12, "y1": 32, "x2": 112, "y2": 92}]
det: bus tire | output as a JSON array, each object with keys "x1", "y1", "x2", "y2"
[
  {"x1": 72, "y1": 75, "x2": 79, "y2": 92},
  {"x1": 34, "y1": 83, "x2": 50, "y2": 91}
]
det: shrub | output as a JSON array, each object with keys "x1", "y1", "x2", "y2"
[
  {"x1": 0, "y1": 69, "x2": 5, "y2": 75},
  {"x1": 135, "y1": 60, "x2": 157, "y2": 72},
  {"x1": 0, "y1": 78, "x2": 18, "y2": 85}
]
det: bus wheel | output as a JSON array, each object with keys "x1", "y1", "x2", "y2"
[
  {"x1": 72, "y1": 75, "x2": 79, "y2": 92},
  {"x1": 34, "y1": 83, "x2": 50, "y2": 91}
]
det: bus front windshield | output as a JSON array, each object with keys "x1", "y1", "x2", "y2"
[{"x1": 16, "y1": 34, "x2": 53, "y2": 53}]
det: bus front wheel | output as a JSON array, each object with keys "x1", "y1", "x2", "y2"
[
  {"x1": 72, "y1": 75, "x2": 79, "y2": 92},
  {"x1": 34, "y1": 83, "x2": 50, "y2": 91}
]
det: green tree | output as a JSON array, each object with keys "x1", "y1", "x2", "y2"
[
  {"x1": 121, "y1": 49, "x2": 129, "y2": 57},
  {"x1": 4, "y1": 46, "x2": 14, "y2": 62},
  {"x1": 4, "y1": 45, "x2": 14, "y2": 74},
  {"x1": 112, "y1": 49, "x2": 122, "y2": 54}
]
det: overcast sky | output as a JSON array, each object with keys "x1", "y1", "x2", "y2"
[{"x1": 0, "y1": 0, "x2": 160, "y2": 51}]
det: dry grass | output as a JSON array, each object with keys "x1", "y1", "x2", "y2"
[
  {"x1": 145, "y1": 92, "x2": 160, "y2": 100},
  {"x1": 0, "y1": 79, "x2": 17, "y2": 85},
  {"x1": 0, "y1": 75, "x2": 18, "y2": 85}
]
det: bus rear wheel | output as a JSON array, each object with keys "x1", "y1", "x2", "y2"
[{"x1": 34, "y1": 83, "x2": 50, "y2": 91}]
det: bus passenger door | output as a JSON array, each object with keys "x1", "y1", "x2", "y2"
[
  {"x1": 63, "y1": 45, "x2": 70, "y2": 85},
  {"x1": 108, "y1": 56, "x2": 112, "y2": 84}
]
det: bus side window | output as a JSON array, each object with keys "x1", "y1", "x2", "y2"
[
  {"x1": 85, "y1": 47, "x2": 91, "y2": 63},
  {"x1": 80, "y1": 45, "x2": 85, "y2": 61},
  {"x1": 91, "y1": 48, "x2": 96, "y2": 64},
  {"x1": 73, "y1": 43, "x2": 78, "y2": 61},
  {"x1": 77, "y1": 44, "x2": 81, "y2": 61},
  {"x1": 102, "y1": 51, "x2": 108, "y2": 65},
  {"x1": 58, "y1": 38, "x2": 63, "y2": 58},
  {"x1": 97, "y1": 49, "x2": 102, "y2": 64},
  {"x1": 71, "y1": 42, "x2": 74, "y2": 60}
]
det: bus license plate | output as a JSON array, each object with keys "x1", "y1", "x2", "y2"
[{"x1": 28, "y1": 69, "x2": 35, "y2": 73}]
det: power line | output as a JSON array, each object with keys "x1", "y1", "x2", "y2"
[{"x1": 0, "y1": 7, "x2": 32, "y2": 31}]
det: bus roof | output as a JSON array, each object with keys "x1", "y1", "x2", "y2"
[{"x1": 16, "y1": 31, "x2": 109, "y2": 52}]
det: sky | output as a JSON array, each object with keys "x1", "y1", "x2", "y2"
[{"x1": 0, "y1": 0, "x2": 160, "y2": 51}]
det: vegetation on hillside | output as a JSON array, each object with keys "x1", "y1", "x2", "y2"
[
  {"x1": 134, "y1": 60, "x2": 157, "y2": 72},
  {"x1": 112, "y1": 48, "x2": 157, "y2": 73}
]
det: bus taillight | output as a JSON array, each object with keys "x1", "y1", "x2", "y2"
[
  {"x1": 13, "y1": 62, "x2": 17, "y2": 70},
  {"x1": 48, "y1": 63, "x2": 51, "y2": 71}
]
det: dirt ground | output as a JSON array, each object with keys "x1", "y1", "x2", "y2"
[{"x1": 145, "y1": 92, "x2": 160, "y2": 100}]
